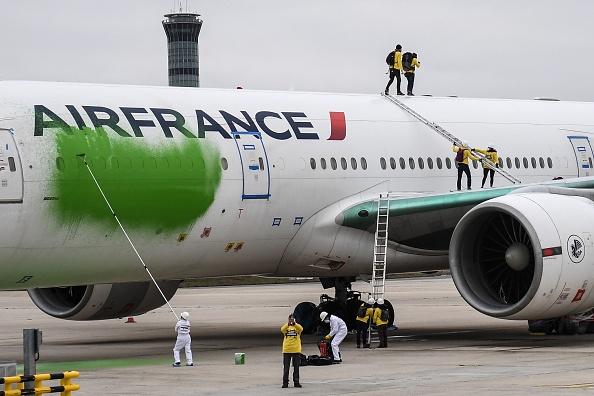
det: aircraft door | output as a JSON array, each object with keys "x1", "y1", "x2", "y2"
[
  {"x1": 568, "y1": 136, "x2": 594, "y2": 177},
  {"x1": 232, "y1": 131, "x2": 271, "y2": 200},
  {"x1": 0, "y1": 128, "x2": 23, "y2": 203}
]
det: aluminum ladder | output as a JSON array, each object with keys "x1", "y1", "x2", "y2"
[
  {"x1": 370, "y1": 194, "x2": 390, "y2": 301},
  {"x1": 382, "y1": 93, "x2": 521, "y2": 184}
]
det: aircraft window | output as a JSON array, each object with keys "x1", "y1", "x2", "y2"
[
  {"x1": 547, "y1": 157, "x2": 553, "y2": 168},
  {"x1": 397, "y1": 157, "x2": 404, "y2": 170},
  {"x1": 95, "y1": 157, "x2": 106, "y2": 170},
  {"x1": 515, "y1": 157, "x2": 521, "y2": 169},
  {"x1": 498, "y1": 158, "x2": 503, "y2": 168},
  {"x1": 55, "y1": 157, "x2": 65, "y2": 171},
  {"x1": 122, "y1": 157, "x2": 133, "y2": 169},
  {"x1": 184, "y1": 158, "x2": 193, "y2": 169},
  {"x1": 331, "y1": 157, "x2": 337, "y2": 170},
  {"x1": 531, "y1": 157, "x2": 537, "y2": 168},
  {"x1": 360, "y1": 157, "x2": 367, "y2": 170},
  {"x1": 197, "y1": 157, "x2": 206, "y2": 170},
  {"x1": 299, "y1": 157, "x2": 306, "y2": 170},
  {"x1": 348, "y1": 157, "x2": 355, "y2": 170},
  {"x1": 310, "y1": 158, "x2": 316, "y2": 170},
  {"x1": 418, "y1": 157, "x2": 424, "y2": 169},
  {"x1": 539, "y1": 157, "x2": 545, "y2": 168},
  {"x1": 321, "y1": 158, "x2": 327, "y2": 170},
  {"x1": 427, "y1": 157, "x2": 433, "y2": 169},
  {"x1": 506, "y1": 157, "x2": 512, "y2": 169},
  {"x1": 436, "y1": 157, "x2": 443, "y2": 169},
  {"x1": 590, "y1": 157, "x2": 593, "y2": 169},
  {"x1": 146, "y1": 157, "x2": 156, "y2": 170},
  {"x1": 221, "y1": 157, "x2": 229, "y2": 170},
  {"x1": 408, "y1": 157, "x2": 415, "y2": 169},
  {"x1": 278, "y1": 157, "x2": 285, "y2": 170},
  {"x1": 390, "y1": 157, "x2": 396, "y2": 170},
  {"x1": 563, "y1": 157, "x2": 568, "y2": 168},
  {"x1": 111, "y1": 157, "x2": 120, "y2": 170},
  {"x1": 472, "y1": 160, "x2": 478, "y2": 169},
  {"x1": 160, "y1": 157, "x2": 169, "y2": 169},
  {"x1": 523, "y1": 157, "x2": 529, "y2": 169},
  {"x1": 445, "y1": 157, "x2": 452, "y2": 169},
  {"x1": 380, "y1": 157, "x2": 386, "y2": 170},
  {"x1": 341, "y1": 157, "x2": 347, "y2": 170}
]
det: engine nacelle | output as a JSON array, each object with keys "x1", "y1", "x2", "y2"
[
  {"x1": 28, "y1": 280, "x2": 180, "y2": 320},
  {"x1": 449, "y1": 193, "x2": 594, "y2": 320}
]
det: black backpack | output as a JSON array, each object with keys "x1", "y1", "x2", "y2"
[
  {"x1": 385, "y1": 51, "x2": 395, "y2": 66},
  {"x1": 379, "y1": 308, "x2": 389, "y2": 322},
  {"x1": 402, "y1": 52, "x2": 413, "y2": 71},
  {"x1": 357, "y1": 304, "x2": 367, "y2": 318}
]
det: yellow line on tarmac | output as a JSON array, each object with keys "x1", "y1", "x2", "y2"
[{"x1": 542, "y1": 383, "x2": 594, "y2": 389}]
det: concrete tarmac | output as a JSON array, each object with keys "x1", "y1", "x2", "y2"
[{"x1": 2, "y1": 276, "x2": 594, "y2": 395}]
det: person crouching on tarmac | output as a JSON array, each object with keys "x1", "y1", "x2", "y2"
[
  {"x1": 355, "y1": 298, "x2": 375, "y2": 348},
  {"x1": 373, "y1": 299, "x2": 389, "y2": 348},
  {"x1": 320, "y1": 311, "x2": 347, "y2": 364},
  {"x1": 172, "y1": 311, "x2": 193, "y2": 367},
  {"x1": 281, "y1": 313, "x2": 303, "y2": 389}
]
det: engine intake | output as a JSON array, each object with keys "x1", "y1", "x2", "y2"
[{"x1": 450, "y1": 193, "x2": 594, "y2": 320}]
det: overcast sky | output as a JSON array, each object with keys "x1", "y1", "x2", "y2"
[{"x1": 2, "y1": 1, "x2": 593, "y2": 101}]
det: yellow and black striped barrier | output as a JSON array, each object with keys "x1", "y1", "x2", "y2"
[{"x1": 0, "y1": 371, "x2": 79, "y2": 396}]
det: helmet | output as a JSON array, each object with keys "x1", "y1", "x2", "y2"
[
  {"x1": 377, "y1": 298, "x2": 384, "y2": 305},
  {"x1": 180, "y1": 312, "x2": 189, "y2": 320},
  {"x1": 488, "y1": 143, "x2": 495, "y2": 150},
  {"x1": 367, "y1": 298, "x2": 375, "y2": 305},
  {"x1": 462, "y1": 140, "x2": 469, "y2": 148},
  {"x1": 319, "y1": 312, "x2": 328, "y2": 322}
]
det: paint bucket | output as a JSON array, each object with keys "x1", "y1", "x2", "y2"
[{"x1": 234, "y1": 352, "x2": 245, "y2": 365}]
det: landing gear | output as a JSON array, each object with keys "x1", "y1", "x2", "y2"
[
  {"x1": 528, "y1": 310, "x2": 594, "y2": 335},
  {"x1": 292, "y1": 277, "x2": 396, "y2": 333}
]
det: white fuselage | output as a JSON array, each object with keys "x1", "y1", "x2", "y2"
[{"x1": 0, "y1": 81, "x2": 592, "y2": 290}]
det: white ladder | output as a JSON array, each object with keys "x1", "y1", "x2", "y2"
[
  {"x1": 382, "y1": 93, "x2": 521, "y2": 185},
  {"x1": 371, "y1": 194, "x2": 390, "y2": 301}
]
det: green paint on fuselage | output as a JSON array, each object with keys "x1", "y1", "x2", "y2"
[{"x1": 51, "y1": 127, "x2": 222, "y2": 233}]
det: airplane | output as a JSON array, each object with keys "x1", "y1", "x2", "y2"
[{"x1": 2, "y1": 80, "x2": 594, "y2": 334}]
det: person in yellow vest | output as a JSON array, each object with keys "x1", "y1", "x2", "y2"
[
  {"x1": 384, "y1": 44, "x2": 404, "y2": 96},
  {"x1": 475, "y1": 143, "x2": 499, "y2": 188},
  {"x1": 373, "y1": 298, "x2": 389, "y2": 348},
  {"x1": 403, "y1": 52, "x2": 421, "y2": 96},
  {"x1": 281, "y1": 313, "x2": 303, "y2": 388},
  {"x1": 453, "y1": 141, "x2": 479, "y2": 191},
  {"x1": 355, "y1": 297, "x2": 375, "y2": 348}
]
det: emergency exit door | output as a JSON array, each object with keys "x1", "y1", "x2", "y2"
[
  {"x1": 232, "y1": 131, "x2": 271, "y2": 200},
  {"x1": 0, "y1": 129, "x2": 23, "y2": 203},
  {"x1": 568, "y1": 136, "x2": 594, "y2": 177}
]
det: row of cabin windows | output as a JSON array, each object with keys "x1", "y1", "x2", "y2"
[
  {"x1": 220, "y1": 155, "x2": 580, "y2": 171},
  {"x1": 55, "y1": 156, "x2": 207, "y2": 171}
]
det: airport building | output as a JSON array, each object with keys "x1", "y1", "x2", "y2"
[{"x1": 162, "y1": 12, "x2": 203, "y2": 87}]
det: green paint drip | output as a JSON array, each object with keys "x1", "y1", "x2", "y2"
[{"x1": 51, "y1": 128, "x2": 222, "y2": 233}]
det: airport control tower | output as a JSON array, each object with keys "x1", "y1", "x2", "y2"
[{"x1": 162, "y1": 12, "x2": 203, "y2": 87}]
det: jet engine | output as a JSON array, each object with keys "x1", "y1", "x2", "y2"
[
  {"x1": 27, "y1": 280, "x2": 180, "y2": 320},
  {"x1": 449, "y1": 193, "x2": 594, "y2": 320}
]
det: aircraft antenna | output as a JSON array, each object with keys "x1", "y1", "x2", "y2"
[{"x1": 78, "y1": 154, "x2": 180, "y2": 321}]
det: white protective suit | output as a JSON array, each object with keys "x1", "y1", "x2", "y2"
[
  {"x1": 328, "y1": 315, "x2": 347, "y2": 361},
  {"x1": 173, "y1": 318, "x2": 193, "y2": 365}
]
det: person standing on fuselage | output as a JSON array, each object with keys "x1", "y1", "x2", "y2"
[
  {"x1": 385, "y1": 44, "x2": 404, "y2": 96},
  {"x1": 475, "y1": 144, "x2": 499, "y2": 188},
  {"x1": 453, "y1": 141, "x2": 479, "y2": 191}
]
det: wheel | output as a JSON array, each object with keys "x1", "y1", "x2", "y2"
[
  {"x1": 293, "y1": 302, "x2": 317, "y2": 334},
  {"x1": 345, "y1": 298, "x2": 362, "y2": 331},
  {"x1": 383, "y1": 299, "x2": 396, "y2": 328}
]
